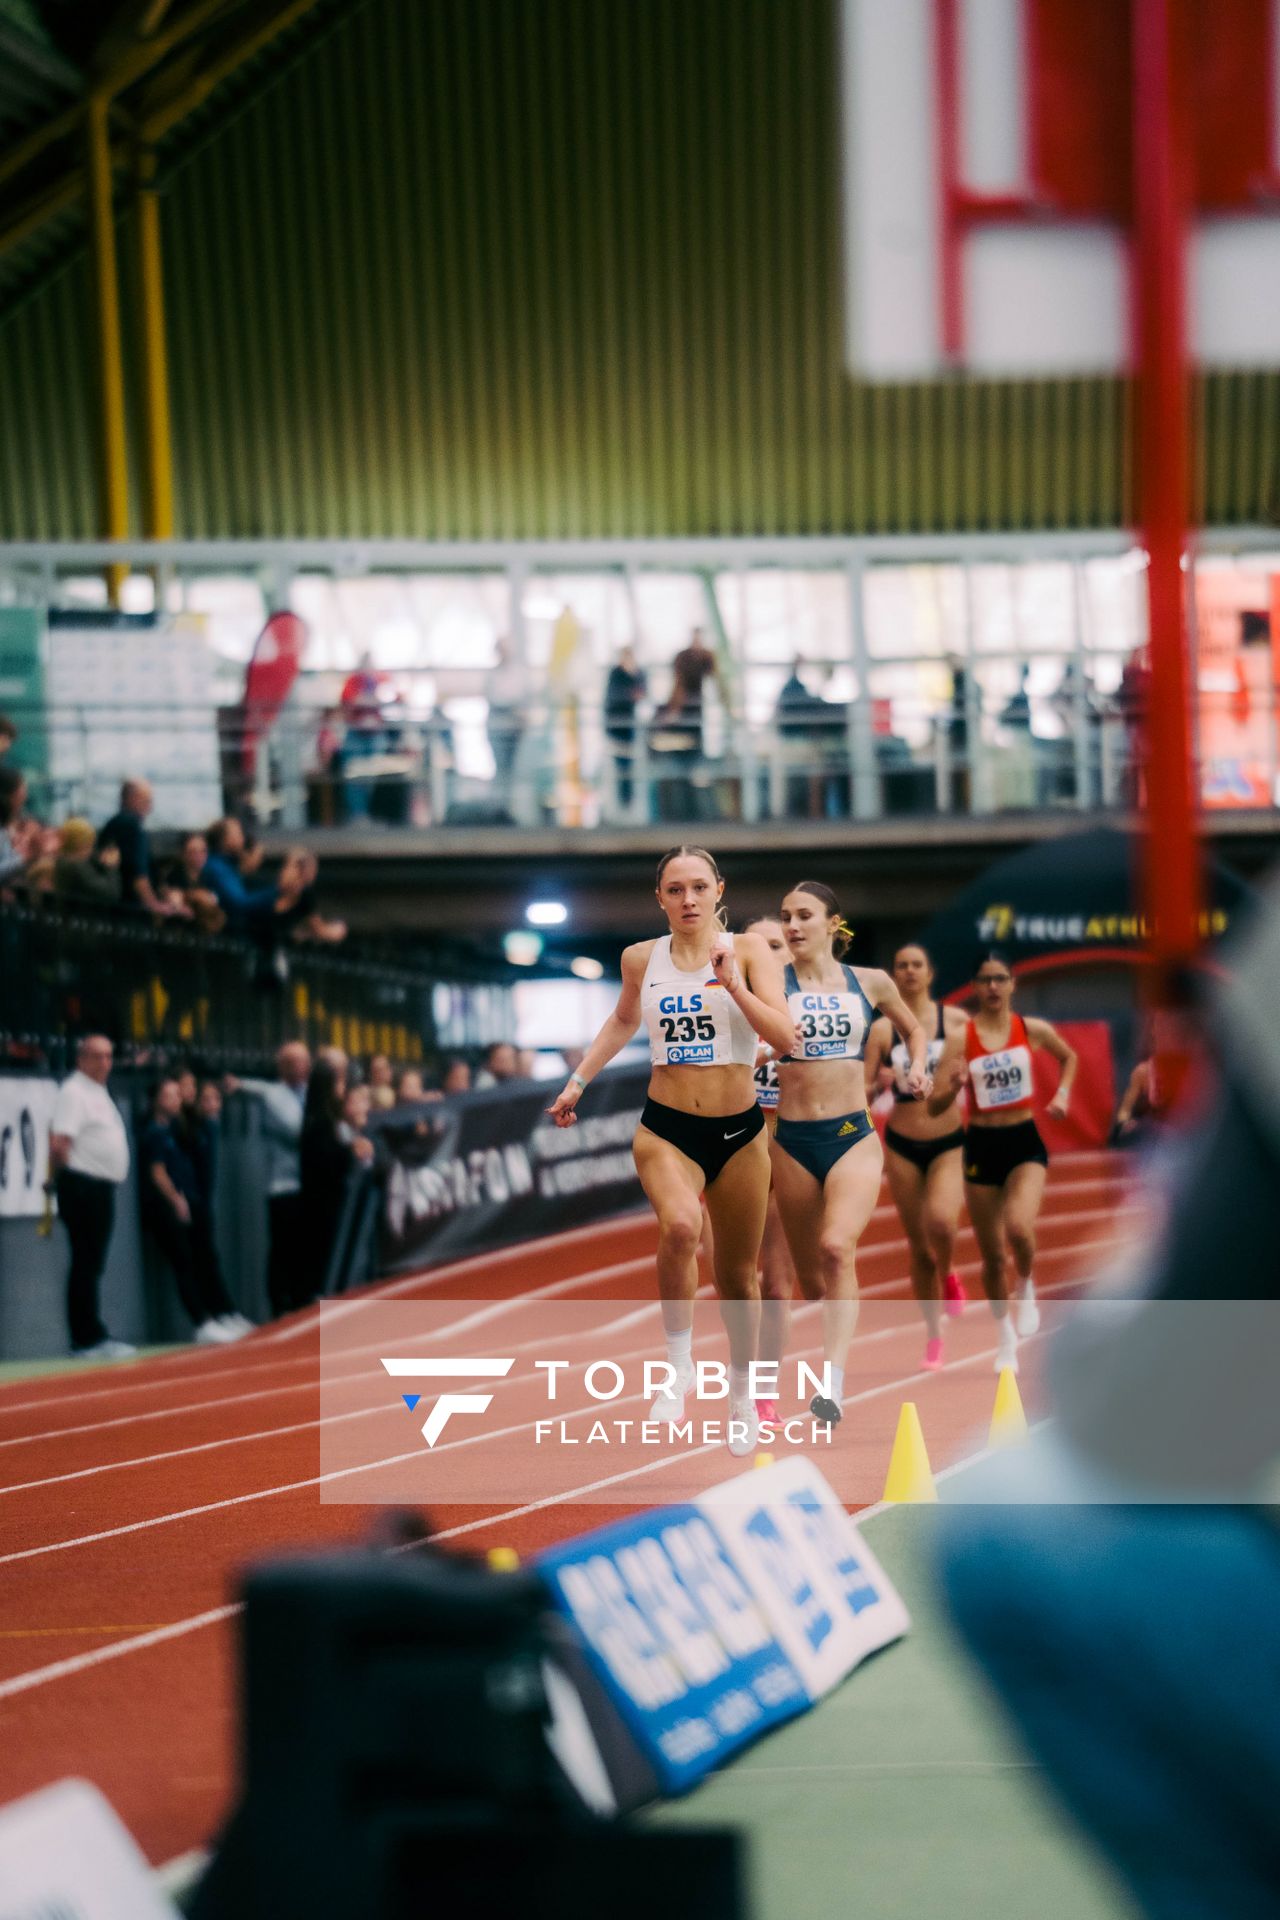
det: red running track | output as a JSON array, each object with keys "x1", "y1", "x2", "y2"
[{"x1": 0, "y1": 1151, "x2": 1140, "y2": 1866}]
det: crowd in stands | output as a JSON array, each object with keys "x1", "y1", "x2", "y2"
[
  {"x1": 45, "y1": 1030, "x2": 563, "y2": 1359},
  {"x1": 0, "y1": 724, "x2": 347, "y2": 947}
]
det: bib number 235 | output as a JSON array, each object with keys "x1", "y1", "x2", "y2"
[{"x1": 661, "y1": 1013, "x2": 715, "y2": 1044}]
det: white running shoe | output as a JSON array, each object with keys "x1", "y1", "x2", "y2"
[
  {"x1": 995, "y1": 1322, "x2": 1020, "y2": 1375},
  {"x1": 73, "y1": 1337, "x2": 136, "y2": 1361},
  {"x1": 194, "y1": 1319, "x2": 236, "y2": 1345},
  {"x1": 727, "y1": 1400, "x2": 761, "y2": 1458},
  {"x1": 1015, "y1": 1282, "x2": 1040, "y2": 1337},
  {"x1": 649, "y1": 1361, "x2": 694, "y2": 1426},
  {"x1": 217, "y1": 1313, "x2": 253, "y2": 1339}
]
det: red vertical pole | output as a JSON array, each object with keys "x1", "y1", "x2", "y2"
[
  {"x1": 1132, "y1": 0, "x2": 1202, "y2": 1014},
  {"x1": 934, "y1": 0, "x2": 964, "y2": 361}
]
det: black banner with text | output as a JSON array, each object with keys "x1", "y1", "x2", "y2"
[{"x1": 374, "y1": 1067, "x2": 649, "y2": 1273}]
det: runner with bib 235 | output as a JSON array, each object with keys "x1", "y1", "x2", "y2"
[
  {"x1": 928, "y1": 947, "x2": 1077, "y2": 1375},
  {"x1": 546, "y1": 847, "x2": 795, "y2": 1457}
]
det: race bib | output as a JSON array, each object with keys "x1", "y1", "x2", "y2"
[
  {"x1": 891, "y1": 1037, "x2": 944, "y2": 1093},
  {"x1": 649, "y1": 985, "x2": 736, "y2": 1066},
  {"x1": 788, "y1": 990, "x2": 867, "y2": 1062},
  {"x1": 969, "y1": 1045, "x2": 1033, "y2": 1111},
  {"x1": 754, "y1": 1055, "x2": 779, "y2": 1109}
]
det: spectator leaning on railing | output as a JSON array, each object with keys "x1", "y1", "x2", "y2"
[
  {"x1": 98, "y1": 778, "x2": 190, "y2": 920},
  {"x1": 48, "y1": 1035, "x2": 135, "y2": 1360},
  {"x1": 52, "y1": 818, "x2": 120, "y2": 905},
  {"x1": 201, "y1": 818, "x2": 291, "y2": 934},
  {"x1": 300, "y1": 1053, "x2": 374, "y2": 1301}
]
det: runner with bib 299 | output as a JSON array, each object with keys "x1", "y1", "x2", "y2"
[
  {"x1": 546, "y1": 847, "x2": 795, "y2": 1457},
  {"x1": 928, "y1": 948, "x2": 1077, "y2": 1375},
  {"x1": 773, "y1": 882, "x2": 929, "y2": 1430}
]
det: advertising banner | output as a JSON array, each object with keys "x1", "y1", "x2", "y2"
[
  {"x1": 0, "y1": 1077, "x2": 57, "y2": 1220},
  {"x1": 376, "y1": 1067, "x2": 648, "y2": 1272}
]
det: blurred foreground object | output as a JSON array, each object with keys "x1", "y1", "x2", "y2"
[
  {"x1": 190, "y1": 1542, "x2": 742, "y2": 1920},
  {"x1": 938, "y1": 874, "x2": 1280, "y2": 1918}
]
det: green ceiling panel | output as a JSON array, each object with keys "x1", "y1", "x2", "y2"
[{"x1": 0, "y1": 0, "x2": 1276, "y2": 540}]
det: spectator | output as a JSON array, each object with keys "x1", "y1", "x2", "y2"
[
  {"x1": 201, "y1": 817, "x2": 295, "y2": 935},
  {"x1": 652, "y1": 628, "x2": 722, "y2": 822},
  {"x1": 774, "y1": 658, "x2": 823, "y2": 818},
  {"x1": 999, "y1": 663, "x2": 1033, "y2": 731},
  {"x1": 604, "y1": 645, "x2": 646, "y2": 813},
  {"x1": 274, "y1": 849, "x2": 346, "y2": 945},
  {"x1": 473, "y1": 1041, "x2": 522, "y2": 1090},
  {"x1": 486, "y1": 636, "x2": 531, "y2": 814},
  {"x1": 0, "y1": 766, "x2": 56, "y2": 889},
  {"x1": 227, "y1": 1041, "x2": 311, "y2": 1318},
  {"x1": 340, "y1": 649, "x2": 394, "y2": 740},
  {"x1": 1114, "y1": 643, "x2": 1150, "y2": 804},
  {"x1": 48, "y1": 1035, "x2": 134, "y2": 1358},
  {"x1": 441, "y1": 1058, "x2": 472, "y2": 1097},
  {"x1": 163, "y1": 831, "x2": 225, "y2": 933},
  {"x1": 98, "y1": 779, "x2": 189, "y2": 919},
  {"x1": 395, "y1": 1067, "x2": 424, "y2": 1103},
  {"x1": 300, "y1": 1054, "x2": 373, "y2": 1299},
  {"x1": 367, "y1": 1054, "x2": 396, "y2": 1111},
  {"x1": 0, "y1": 713, "x2": 15, "y2": 758},
  {"x1": 139, "y1": 1077, "x2": 243, "y2": 1344},
  {"x1": 52, "y1": 818, "x2": 121, "y2": 905}
]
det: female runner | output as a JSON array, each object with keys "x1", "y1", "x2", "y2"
[
  {"x1": 547, "y1": 848, "x2": 795, "y2": 1455},
  {"x1": 863, "y1": 942, "x2": 968, "y2": 1372},
  {"x1": 740, "y1": 913, "x2": 797, "y2": 1427},
  {"x1": 929, "y1": 949, "x2": 1077, "y2": 1373},
  {"x1": 773, "y1": 882, "x2": 928, "y2": 1427}
]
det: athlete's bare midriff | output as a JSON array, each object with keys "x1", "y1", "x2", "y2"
[
  {"x1": 777, "y1": 1057, "x2": 870, "y2": 1124},
  {"x1": 646, "y1": 1061, "x2": 756, "y2": 1117}
]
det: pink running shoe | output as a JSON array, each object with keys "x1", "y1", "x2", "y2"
[
  {"x1": 922, "y1": 1337, "x2": 944, "y2": 1371},
  {"x1": 755, "y1": 1398, "x2": 780, "y2": 1428},
  {"x1": 943, "y1": 1270, "x2": 966, "y2": 1318}
]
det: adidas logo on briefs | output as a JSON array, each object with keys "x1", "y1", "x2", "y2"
[{"x1": 838, "y1": 1120, "x2": 857, "y2": 1136}]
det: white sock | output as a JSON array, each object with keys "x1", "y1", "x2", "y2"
[
  {"x1": 1020, "y1": 1277, "x2": 1036, "y2": 1300},
  {"x1": 729, "y1": 1366, "x2": 750, "y2": 1405},
  {"x1": 998, "y1": 1317, "x2": 1018, "y2": 1349},
  {"x1": 666, "y1": 1327, "x2": 692, "y2": 1376},
  {"x1": 826, "y1": 1365, "x2": 845, "y2": 1404}
]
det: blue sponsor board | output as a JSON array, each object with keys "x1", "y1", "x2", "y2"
[
  {"x1": 538, "y1": 1462, "x2": 909, "y2": 1795},
  {"x1": 538, "y1": 1503, "x2": 809, "y2": 1792}
]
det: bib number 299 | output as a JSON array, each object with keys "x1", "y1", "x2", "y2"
[{"x1": 661, "y1": 1013, "x2": 715, "y2": 1045}]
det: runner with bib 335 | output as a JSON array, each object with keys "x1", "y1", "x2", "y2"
[
  {"x1": 928, "y1": 948, "x2": 1077, "y2": 1375},
  {"x1": 546, "y1": 847, "x2": 795, "y2": 1457},
  {"x1": 773, "y1": 882, "x2": 928, "y2": 1429}
]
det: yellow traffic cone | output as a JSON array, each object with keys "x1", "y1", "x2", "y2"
[
  {"x1": 989, "y1": 1368, "x2": 1029, "y2": 1448},
  {"x1": 486, "y1": 1546, "x2": 520, "y2": 1572},
  {"x1": 881, "y1": 1402, "x2": 937, "y2": 1503}
]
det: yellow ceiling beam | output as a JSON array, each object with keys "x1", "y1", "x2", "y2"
[{"x1": 141, "y1": 0, "x2": 326, "y2": 143}]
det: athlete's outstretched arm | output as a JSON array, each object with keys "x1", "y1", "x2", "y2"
[
  {"x1": 1026, "y1": 1016, "x2": 1078, "y2": 1118},
  {"x1": 546, "y1": 943, "x2": 647, "y2": 1127},
  {"x1": 865, "y1": 971, "x2": 929, "y2": 1096},
  {"x1": 723, "y1": 931, "x2": 797, "y2": 1058},
  {"x1": 927, "y1": 1022, "x2": 969, "y2": 1118}
]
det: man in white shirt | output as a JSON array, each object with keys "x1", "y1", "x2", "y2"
[{"x1": 49, "y1": 1035, "x2": 135, "y2": 1358}]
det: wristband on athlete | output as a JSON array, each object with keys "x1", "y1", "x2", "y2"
[{"x1": 570, "y1": 1072, "x2": 589, "y2": 1093}]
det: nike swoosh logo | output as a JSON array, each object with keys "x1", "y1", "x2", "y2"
[{"x1": 723, "y1": 1128, "x2": 747, "y2": 1140}]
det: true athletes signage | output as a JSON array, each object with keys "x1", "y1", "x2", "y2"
[
  {"x1": 375, "y1": 1066, "x2": 649, "y2": 1272},
  {"x1": 538, "y1": 1458, "x2": 909, "y2": 1802}
]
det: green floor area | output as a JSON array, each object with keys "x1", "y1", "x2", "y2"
[
  {"x1": 0, "y1": 1346, "x2": 181, "y2": 1384},
  {"x1": 648, "y1": 1504, "x2": 1137, "y2": 1920}
]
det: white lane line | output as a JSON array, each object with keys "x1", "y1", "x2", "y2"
[
  {"x1": 0, "y1": 1214, "x2": 1125, "y2": 1457},
  {"x1": 0, "y1": 1333, "x2": 1034, "y2": 1704},
  {"x1": 0, "y1": 1231, "x2": 1118, "y2": 1501},
  {"x1": 0, "y1": 1305, "x2": 1041, "y2": 1571}
]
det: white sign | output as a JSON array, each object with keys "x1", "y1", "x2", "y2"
[
  {"x1": 0, "y1": 1779, "x2": 179, "y2": 1920},
  {"x1": 0, "y1": 1079, "x2": 57, "y2": 1220},
  {"x1": 698, "y1": 1456, "x2": 911, "y2": 1699}
]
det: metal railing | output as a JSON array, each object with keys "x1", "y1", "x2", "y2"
[
  {"x1": 3, "y1": 687, "x2": 1172, "y2": 835},
  {"x1": 0, "y1": 898, "x2": 509, "y2": 1077}
]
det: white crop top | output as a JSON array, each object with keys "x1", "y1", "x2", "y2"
[{"x1": 641, "y1": 937, "x2": 759, "y2": 1068}]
